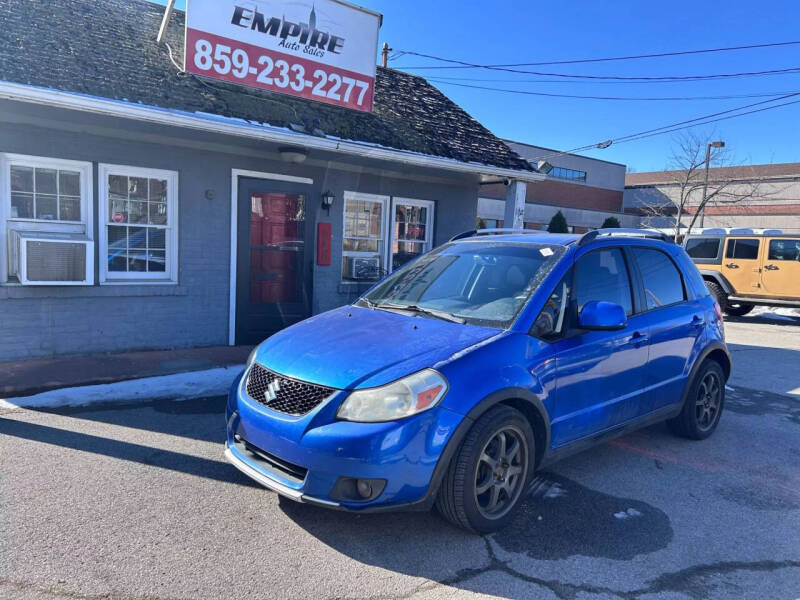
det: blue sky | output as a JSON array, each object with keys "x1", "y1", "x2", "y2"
[{"x1": 152, "y1": 0, "x2": 800, "y2": 171}]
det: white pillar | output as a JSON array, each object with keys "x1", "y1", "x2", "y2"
[{"x1": 504, "y1": 180, "x2": 526, "y2": 230}]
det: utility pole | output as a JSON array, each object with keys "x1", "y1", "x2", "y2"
[
  {"x1": 381, "y1": 43, "x2": 392, "y2": 68},
  {"x1": 698, "y1": 140, "x2": 725, "y2": 230}
]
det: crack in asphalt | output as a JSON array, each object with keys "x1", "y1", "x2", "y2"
[
  {"x1": 0, "y1": 577, "x2": 184, "y2": 600},
  {"x1": 427, "y1": 537, "x2": 800, "y2": 600}
]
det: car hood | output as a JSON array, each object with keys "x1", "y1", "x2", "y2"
[{"x1": 253, "y1": 305, "x2": 501, "y2": 389}]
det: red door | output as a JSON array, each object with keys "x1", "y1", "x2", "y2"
[{"x1": 236, "y1": 178, "x2": 310, "y2": 345}]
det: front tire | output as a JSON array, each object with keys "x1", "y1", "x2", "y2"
[
  {"x1": 436, "y1": 405, "x2": 534, "y2": 533},
  {"x1": 668, "y1": 360, "x2": 725, "y2": 440}
]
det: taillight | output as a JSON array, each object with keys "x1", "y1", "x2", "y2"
[{"x1": 714, "y1": 301, "x2": 723, "y2": 322}]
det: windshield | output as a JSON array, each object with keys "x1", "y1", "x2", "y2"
[{"x1": 359, "y1": 241, "x2": 566, "y2": 328}]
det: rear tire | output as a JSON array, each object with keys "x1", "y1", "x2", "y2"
[
  {"x1": 668, "y1": 360, "x2": 725, "y2": 440},
  {"x1": 436, "y1": 406, "x2": 534, "y2": 534},
  {"x1": 704, "y1": 280, "x2": 728, "y2": 312},
  {"x1": 724, "y1": 303, "x2": 754, "y2": 317}
]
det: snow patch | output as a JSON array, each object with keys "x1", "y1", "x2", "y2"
[
  {"x1": 0, "y1": 366, "x2": 244, "y2": 410},
  {"x1": 614, "y1": 508, "x2": 643, "y2": 519}
]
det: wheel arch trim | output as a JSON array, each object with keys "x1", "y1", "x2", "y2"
[
  {"x1": 699, "y1": 270, "x2": 734, "y2": 295},
  {"x1": 420, "y1": 388, "x2": 551, "y2": 508}
]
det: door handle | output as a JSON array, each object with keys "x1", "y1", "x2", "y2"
[
  {"x1": 725, "y1": 263, "x2": 739, "y2": 269},
  {"x1": 764, "y1": 264, "x2": 779, "y2": 271},
  {"x1": 623, "y1": 332, "x2": 648, "y2": 347}
]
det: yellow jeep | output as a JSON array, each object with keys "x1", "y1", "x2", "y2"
[{"x1": 684, "y1": 230, "x2": 800, "y2": 316}]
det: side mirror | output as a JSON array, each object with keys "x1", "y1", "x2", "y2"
[{"x1": 579, "y1": 301, "x2": 627, "y2": 331}]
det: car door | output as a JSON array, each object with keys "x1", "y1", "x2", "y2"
[
  {"x1": 548, "y1": 247, "x2": 651, "y2": 447},
  {"x1": 761, "y1": 237, "x2": 800, "y2": 298},
  {"x1": 630, "y1": 246, "x2": 705, "y2": 413},
  {"x1": 722, "y1": 237, "x2": 762, "y2": 295}
]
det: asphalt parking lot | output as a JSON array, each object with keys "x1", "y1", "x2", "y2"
[{"x1": 1, "y1": 312, "x2": 799, "y2": 600}]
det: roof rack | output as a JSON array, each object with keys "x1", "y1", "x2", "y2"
[
  {"x1": 449, "y1": 228, "x2": 546, "y2": 242},
  {"x1": 577, "y1": 228, "x2": 671, "y2": 246}
]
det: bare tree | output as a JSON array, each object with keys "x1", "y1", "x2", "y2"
[{"x1": 639, "y1": 131, "x2": 770, "y2": 241}]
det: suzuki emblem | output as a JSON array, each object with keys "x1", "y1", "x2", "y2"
[{"x1": 264, "y1": 379, "x2": 281, "y2": 403}]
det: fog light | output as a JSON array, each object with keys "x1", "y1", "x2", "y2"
[
  {"x1": 356, "y1": 479, "x2": 373, "y2": 499},
  {"x1": 329, "y1": 477, "x2": 387, "y2": 502}
]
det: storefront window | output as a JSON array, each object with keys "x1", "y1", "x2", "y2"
[
  {"x1": 99, "y1": 165, "x2": 178, "y2": 283},
  {"x1": 9, "y1": 165, "x2": 82, "y2": 222},
  {"x1": 342, "y1": 192, "x2": 387, "y2": 281},
  {"x1": 391, "y1": 199, "x2": 434, "y2": 270}
]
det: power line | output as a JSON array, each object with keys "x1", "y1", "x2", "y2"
[
  {"x1": 617, "y1": 97, "x2": 800, "y2": 144},
  {"x1": 393, "y1": 51, "x2": 800, "y2": 81},
  {"x1": 391, "y1": 40, "x2": 800, "y2": 68},
  {"x1": 427, "y1": 79, "x2": 800, "y2": 101},
  {"x1": 529, "y1": 92, "x2": 800, "y2": 162}
]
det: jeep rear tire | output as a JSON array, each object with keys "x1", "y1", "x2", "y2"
[
  {"x1": 436, "y1": 405, "x2": 534, "y2": 534},
  {"x1": 704, "y1": 280, "x2": 728, "y2": 312},
  {"x1": 724, "y1": 303, "x2": 754, "y2": 317},
  {"x1": 668, "y1": 360, "x2": 725, "y2": 440}
]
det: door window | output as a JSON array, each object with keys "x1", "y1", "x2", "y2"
[
  {"x1": 574, "y1": 248, "x2": 633, "y2": 316},
  {"x1": 249, "y1": 192, "x2": 305, "y2": 303},
  {"x1": 632, "y1": 248, "x2": 685, "y2": 310},
  {"x1": 725, "y1": 238, "x2": 759, "y2": 260},
  {"x1": 767, "y1": 239, "x2": 800, "y2": 261}
]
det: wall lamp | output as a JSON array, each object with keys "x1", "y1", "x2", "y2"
[{"x1": 322, "y1": 190, "x2": 335, "y2": 215}]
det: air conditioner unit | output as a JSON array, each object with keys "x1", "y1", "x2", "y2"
[
  {"x1": 9, "y1": 231, "x2": 94, "y2": 286},
  {"x1": 344, "y1": 256, "x2": 381, "y2": 281}
]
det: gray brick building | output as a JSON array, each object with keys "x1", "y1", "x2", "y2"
[{"x1": 0, "y1": 0, "x2": 541, "y2": 361}]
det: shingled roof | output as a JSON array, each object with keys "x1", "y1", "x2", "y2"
[{"x1": 0, "y1": 0, "x2": 532, "y2": 173}]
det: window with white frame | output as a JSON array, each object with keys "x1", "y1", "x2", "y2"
[
  {"x1": 340, "y1": 193, "x2": 436, "y2": 282},
  {"x1": 99, "y1": 164, "x2": 178, "y2": 283},
  {"x1": 342, "y1": 192, "x2": 387, "y2": 281},
  {"x1": 390, "y1": 198, "x2": 434, "y2": 271},
  {"x1": 1, "y1": 154, "x2": 93, "y2": 284}
]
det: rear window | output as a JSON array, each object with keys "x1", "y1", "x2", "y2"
[
  {"x1": 685, "y1": 238, "x2": 720, "y2": 259},
  {"x1": 767, "y1": 239, "x2": 800, "y2": 261},
  {"x1": 725, "y1": 238, "x2": 759, "y2": 260},
  {"x1": 632, "y1": 248, "x2": 685, "y2": 310}
]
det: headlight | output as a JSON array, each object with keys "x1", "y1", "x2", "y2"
[
  {"x1": 246, "y1": 345, "x2": 259, "y2": 368},
  {"x1": 337, "y1": 369, "x2": 448, "y2": 422}
]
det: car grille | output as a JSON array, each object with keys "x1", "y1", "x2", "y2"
[
  {"x1": 234, "y1": 437, "x2": 308, "y2": 484},
  {"x1": 245, "y1": 363, "x2": 335, "y2": 416}
]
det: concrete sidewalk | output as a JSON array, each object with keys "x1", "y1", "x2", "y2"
[{"x1": 0, "y1": 345, "x2": 252, "y2": 399}]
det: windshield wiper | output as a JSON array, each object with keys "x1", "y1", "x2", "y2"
[{"x1": 379, "y1": 303, "x2": 466, "y2": 324}]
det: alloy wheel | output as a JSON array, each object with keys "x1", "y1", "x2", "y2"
[
  {"x1": 695, "y1": 371, "x2": 722, "y2": 431},
  {"x1": 473, "y1": 425, "x2": 528, "y2": 520}
]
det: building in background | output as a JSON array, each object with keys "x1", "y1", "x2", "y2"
[
  {"x1": 0, "y1": 0, "x2": 540, "y2": 361},
  {"x1": 624, "y1": 163, "x2": 800, "y2": 234},
  {"x1": 479, "y1": 140, "x2": 638, "y2": 232}
]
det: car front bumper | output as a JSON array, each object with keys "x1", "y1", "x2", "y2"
[{"x1": 225, "y1": 368, "x2": 465, "y2": 511}]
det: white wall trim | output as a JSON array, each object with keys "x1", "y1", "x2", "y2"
[
  {"x1": 229, "y1": 169, "x2": 316, "y2": 345},
  {"x1": 0, "y1": 81, "x2": 545, "y2": 184}
]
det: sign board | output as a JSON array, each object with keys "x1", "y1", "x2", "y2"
[{"x1": 185, "y1": 0, "x2": 382, "y2": 112}]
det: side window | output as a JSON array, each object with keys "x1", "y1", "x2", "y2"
[
  {"x1": 574, "y1": 248, "x2": 633, "y2": 316},
  {"x1": 532, "y1": 274, "x2": 570, "y2": 340},
  {"x1": 768, "y1": 239, "x2": 800, "y2": 261},
  {"x1": 725, "y1": 238, "x2": 759, "y2": 260},
  {"x1": 685, "y1": 238, "x2": 720, "y2": 259},
  {"x1": 633, "y1": 248, "x2": 685, "y2": 310}
]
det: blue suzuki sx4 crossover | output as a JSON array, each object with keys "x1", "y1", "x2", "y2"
[{"x1": 225, "y1": 228, "x2": 730, "y2": 533}]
